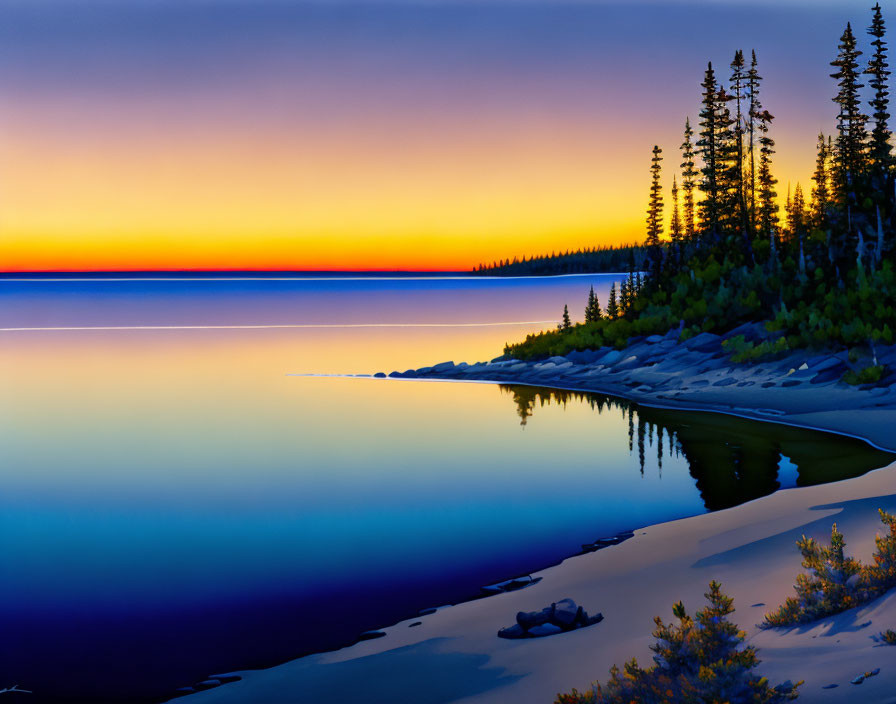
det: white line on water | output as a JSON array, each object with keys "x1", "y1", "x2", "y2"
[
  {"x1": 0, "y1": 321, "x2": 556, "y2": 332},
  {"x1": 0, "y1": 273, "x2": 625, "y2": 283}
]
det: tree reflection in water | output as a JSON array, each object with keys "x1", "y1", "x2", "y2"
[{"x1": 500, "y1": 385, "x2": 895, "y2": 511}]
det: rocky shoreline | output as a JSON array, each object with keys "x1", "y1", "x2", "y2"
[{"x1": 378, "y1": 323, "x2": 896, "y2": 452}]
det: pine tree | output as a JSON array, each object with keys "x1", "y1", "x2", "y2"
[
  {"x1": 585, "y1": 286, "x2": 602, "y2": 323},
  {"x1": 831, "y1": 23, "x2": 868, "y2": 200},
  {"x1": 746, "y1": 50, "x2": 763, "y2": 222},
  {"x1": 866, "y1": 3, "x2": 892, "y2": 172},
  {"x1": 606, "y1": 282, "x2": 619, "y2": 320},
  {"x1": 620, "y1": 278, "x2": 630, "y2": 315},
  {"x1": 811, "y1": 133, "x2": 831, "y2": 229},
  {"x1": 697, "y1": 63, "x2": 720, "y2": 235},
  {"x1": 680, "y1": 118, "x2": 698, "y2": 240},
  {"x1": 730, "y1": 50, "x2": 749, "y2": 233},
  {"x1": 789, "y1": 183, "x2": 807, "y2": 238},
  {"x1": 755, "y1": 106, "x2": 779, "y2": 238},
  {"x1": 557, "y1": 582, "x2": 801, "y2": 704},
  {"x1": 765, "y1": 523, "x2": 863, "y2": 626},
  {"x1": 559, "y1": 304, "x2": 572, "y2": 332},
  {"x1": 646, "y1": 145, "x2": 664, "y2": 246},
  {"x1": 714, "y1": 86, "x2": 740, "y2": 237},
  {"x1": 670, "y1": 175, "x2": 683, "y2": 244}
]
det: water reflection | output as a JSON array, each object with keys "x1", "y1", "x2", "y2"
[{"x1": 502, "y1": 385, "x2": 894, "y2": 511}]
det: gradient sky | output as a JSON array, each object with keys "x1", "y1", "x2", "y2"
[{"x1": 0, "y1": 0, "x2": 883, "y2": 271}]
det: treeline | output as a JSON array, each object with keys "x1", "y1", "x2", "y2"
[
  {"x1": 508, "y1": 3, "x2": 896, "y2": 378},
  {"x1": 471, "y1": 244, "x2": 647, "y2": 276}
]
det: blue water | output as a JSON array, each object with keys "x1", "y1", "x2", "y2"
[{"x1": 0, "y1": 274, "x2": 890, "y2": 703}]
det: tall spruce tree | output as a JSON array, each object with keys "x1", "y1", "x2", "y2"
[
  {"x1": 585, "y1": 286, "x2": 602, "y2": 323},
  {"x1": 670, "y1": 175, "x2": 683, "y2": 244},
  {"x1": 811, "y1": 133, "x2": 831, "y2": 229},
  {"x1": 755, "y1": 107, "x2": 779, "y2": 238},
  {"x1": 730, "y1": 50, "x2": 748, "y2": 233},
  {"x1": 559, "y1": 304, "x2": 572, "y2": 331},
  {"x1": 746, "y1": 50, "x2": 762, "y2": 222},
  {"x1": 646, "y1": 145, "x2": 664, "y2": 246},
  {"x1": 697, "y1": 63, "x2": 721, "y2": 236},
  {"x1": 714, "y1": 86, "x2": 740, "y2": 238},
  {"x1": 866, "y1": 3, "x2": 892, "y2": 172},
  {"x1": 606, "y1": 282, "x2": 619, "y2": 320},
  {"x1": 680, "y1": 118, "x2": 698, "y2": 240},
  {"x1": 831, "y1": 23, "x2": 868, "y2": 201}
]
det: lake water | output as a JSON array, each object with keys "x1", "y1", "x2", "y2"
[{"x1": 1, "y1": 274, "x2": 891, "y2": 703}]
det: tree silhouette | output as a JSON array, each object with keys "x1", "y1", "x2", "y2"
[{"x1": 866, "y1": 3, "x2": 892, "y2": 172}]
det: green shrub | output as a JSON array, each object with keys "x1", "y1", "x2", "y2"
[
  {"x1": 763, "y1": 524, "x2": 863, "y2": 627},
  {"x1": 556, "y1": 582, "x2": 800, "y2": 703},
  {"x1": 882, "y1": 629, "x2": 896, "y2": 645},
  {"x1": 765, "y1": 511, "x2": 896, "y2": 628},
  {"x1": 843, "y1": 364, "x2": 886, "y2": 386}
]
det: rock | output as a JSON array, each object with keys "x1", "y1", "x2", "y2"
[
  {"x1": 209, "y1": 675, "x2": 241, "y2": 684},
  {"x1": 432, "y1": 361, "x2": 455, "y2": 372},
  {"x1": 781, "y1": 379, "x2": 801, "y2": 387},
  {"x1": 846, "y1": 573, "x2": 861, "y2": 589},
  {"x1": 388, "y1": 371, "x2": 402, "y2": 378},
  {"x1": 416, "y1": 366, "x2": 433, "y2": 374},
  {"x1": 195, "y1": 680, "x2": 222, "y2": 690},
  {"x1": 408, "y1": 621, "x2": 422, "y2": 628},
  {"x1": 598, "y1": 349, "x2": 623, "y2": 365},
  {"x1": 566, "y1": 349, "x2": 602, "y2": 365},
  {"x1": 822, "y1": 683, "x2": 839, "y2": 689},
  {"x1": 373, "y1": 372, "x2": 387, "y2": 378},
  {"x1": 713, "y1": 377, "x2": 737, "y2": 387},
  {"x1": 491, "y1": 354, "x2": 511, "y2": 363},
  {"x1": 419, "y1": 605, "x2": 451, "y2": 615},
  {"x1": 646, "y1": 334, "x2": 664, "y2": 344},
  {"x1": 866, "y1": 668, "x2": 880, "y2": 677},
  {"x1": 685, "y1": 332, "x2": 722, "y2": 353},
  {"x1": 552, "y1": 599, "x2": 579, "y2": 626},
  {"x1": 358, "y1": 630, "x2": 386, "y2": 641},
  {"x1": 497, "y1": 624, "x2": 527, "y2": 639},
  {"x1": 517, "y1": 607, "x2": 552, "y2": 630},
  {"x1": 529, "y1": 623, "x2": 564, "y2": 637},
  {"x1": 850, "y1": 675, "x2": 865, "y2": 685},
  {"x1": 547, "y1": 356, "x2": 568, "y2": 364}
]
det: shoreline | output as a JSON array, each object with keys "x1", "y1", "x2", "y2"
[
  {"x1": 381, "y1": 325, "x2": 896, "y2": 452},
  {"x1": 183, "y1": 339, "x2": 896, "y2": 703}
]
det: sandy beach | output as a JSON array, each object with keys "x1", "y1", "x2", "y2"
[{"x1": 176, "y1": 332, "x2": 896, "y2": 703}]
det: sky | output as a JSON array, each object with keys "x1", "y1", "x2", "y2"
[{"x1": 0, "y1": 0, "x2": 885, "y2": 271}]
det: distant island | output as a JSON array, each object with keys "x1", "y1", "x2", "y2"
[{"x1": 471, "y1": 244, "x2": 647, "y2": 276}]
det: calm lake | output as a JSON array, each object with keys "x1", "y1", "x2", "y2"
[{"x1": 1, "y1": 274, "x2": 892, "y2": 703}]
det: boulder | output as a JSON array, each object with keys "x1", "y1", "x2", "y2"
[
  {"x1": 645, "y1": 334, "x2": 664, "y2": 344},
  {"x1": 552, "y1": 599, "x2": 579, "y2": 626},
  {"x1": 373, "y1": 372, "x2": 387, "y2": 378},
  {"x1": 497, "y1": 624, "x2": 526, "y2": 639},
  {"x1": 528, "y1": 623, "x2": 564, "y2": 637},
  {"x1": 517, "y1": 607, "x2": 552, "y2": 630},
  {"x1": 358, "y1": 630, "x2": 386, "y2": 641},
  {"x1": 432, "y1": 361, "x2": 455, "y2": 372},
  {"x1": 685, "y1": 332, "x2": 722, "y2": 353},
  {"x1": 598, "y1": 349, "x2": 623, "y2": 365}
]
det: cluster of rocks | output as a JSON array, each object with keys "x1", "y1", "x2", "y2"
[
  {"x1": 498, "y1": 598, "x2": 603, "y2": 639},
  {"x1": 821, "y1": 667, "x2": 882, "y2": 689},
  {"x1": 374, "y1": 321, "x2": 896, "y2": 408},
  {"x1": 481, "y1": 574, "x2": 541, "y2": 596},
  {"x1": 581, "y1": 530, "x2": 635, "y2": 554}
]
